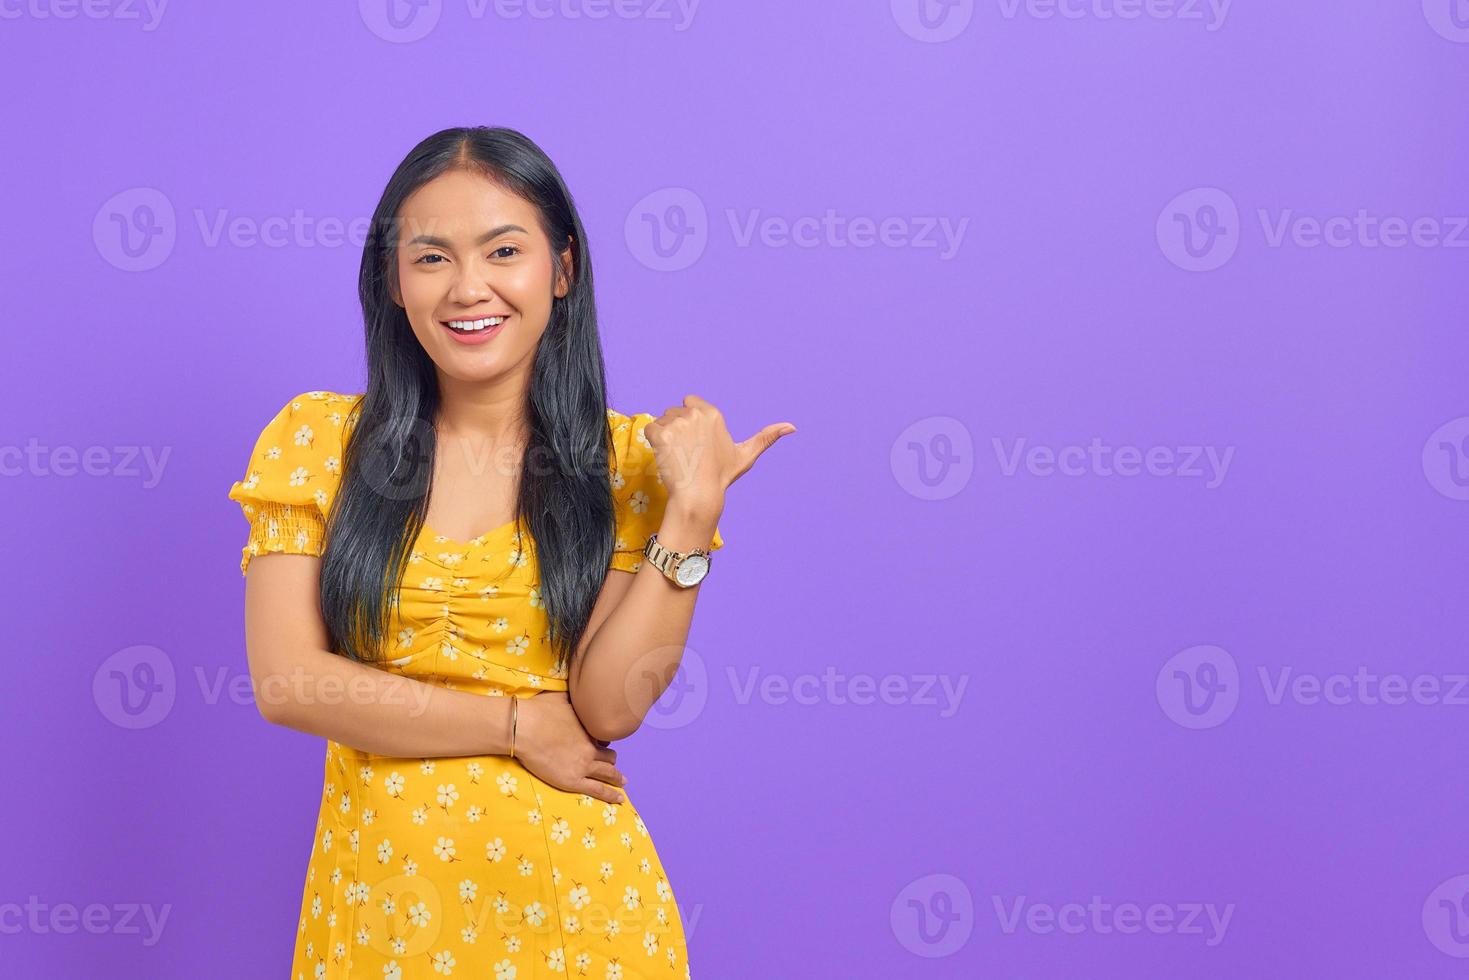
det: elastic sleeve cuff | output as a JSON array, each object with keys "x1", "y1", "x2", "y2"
[{"x1": 239, "y1": 501, "x2": 327, "y2": 576}]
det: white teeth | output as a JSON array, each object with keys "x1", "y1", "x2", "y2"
[{"x1": 446, "y1": 316, "x2": 506, "y2": 332}]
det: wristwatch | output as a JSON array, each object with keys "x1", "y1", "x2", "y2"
[{"x1": 642, "y1": 533, "x2": 712, "y2": 588}]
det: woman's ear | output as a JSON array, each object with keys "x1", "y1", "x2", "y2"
[{"x1": 555, "y1": 237, "x2": 575, "y2": 299}]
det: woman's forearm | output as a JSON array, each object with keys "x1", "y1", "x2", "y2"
[
  {"x1": 571, "y1": 501, "x2": 722, "y2": 741},
  {"x1": 256, "y1": 642, "x2": 516, "y2": 758}
]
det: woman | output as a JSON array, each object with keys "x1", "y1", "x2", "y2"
[{"x1": 227, "y1": 126, "x2": 793, "y2": 979}]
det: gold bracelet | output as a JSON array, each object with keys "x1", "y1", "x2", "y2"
[{"x1": 509, "y1": 697, "x2": 518, "y2": 759}]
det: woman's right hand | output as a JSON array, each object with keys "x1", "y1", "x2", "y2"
[{"x1": 511, "y1": 691, "x2": 627, "y2": 804}]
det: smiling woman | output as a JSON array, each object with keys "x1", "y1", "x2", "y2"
[{"x1": 228, "y1": 125, "x2": 791, "y2": 980}]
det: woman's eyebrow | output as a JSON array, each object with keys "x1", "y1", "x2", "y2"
[{"x1": 406, "y1": 223, "x2": 530, "y2": 247}]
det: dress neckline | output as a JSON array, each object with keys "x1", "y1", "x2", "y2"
[{"x1": 418, "y1": 516, "x2": 524, "y2": 550}]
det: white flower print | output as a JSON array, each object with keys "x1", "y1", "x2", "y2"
[
  {"x1": 568, "y1": 884, "x2": 590, "y2": 910},
  {"x1": 549, "y1": 819, "x2": 571, "y2": 844},
  {"x1": 528, "y1": 586, "x2": 543, "y2": 609},
  {"x1": 492, "y1": 616, "x2": 509, "y2": 633},
  {"x1": 458, "y1": 879, "x2": 478, "y2": 902},
  {"x1": 377, "y1": 840, "x2": 393, "y2": 864},
  {"x1": 642, "y1": 931, "x2": 658, "y2": 956},
  {"x1": 486, "y1": 837, "x2": 506, "y2": 862},
  {"x1": 496, "y1": 772, "x2": 519, "y2": 797},
  {"x1": 407, "y1": 902, "x2": 431, "y2": 927},
  {"x1": 506, "y1": 633, "x2": 530, "y2": 657},
  {"x1": 293, "y1": 423, "x2": 315, "y2": 447},
  {"x1": 546, "y1": 947, "x2": 565, "y2": 971},
  {"x1": 289, "y1": 466, "x2": 311, "y2": 488},
  {"x1": 433, "y1": 836, "x2": 457, "y2": 862},
  {"x1": 420, "y1": 760, "x2": 436, "y2": 774},
  {"x1": 384, "y1": 772, "x2": 405, "y2": 797},
  {"x1": 412, "y1": 805, "x2": 428, "y2": 826},
  {"x1": 622, "y1": 886, "x2": 641, "y2": 911},
  {"x1": 629, "y1": 489, "x2": 650, "y2": 515},
  {"x1": 523, "y1": 901, "x2": 546, "y2": 927},
  {"x1": 493, "y1": 960, "x2": 517, "y2": 980},
  {"x1": 437, "y1": 783, "x2": 459, "y2": 809},
  {"x1": 505, "y1": 935, "x2": 522, "y2": 953},
  {"x1": 431, "y1": 949, "x2": 456, "y2": 974}
]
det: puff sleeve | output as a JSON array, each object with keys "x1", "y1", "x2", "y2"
[
  {"x1": 226, "y1": 391, "x2": 351, "y2": 576},
  {"x1": 608, "y1": 410, "x2": 725, "y2": 573}
]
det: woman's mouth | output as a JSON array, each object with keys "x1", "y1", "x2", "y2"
[{"x1": 440, "y1": 314, "x2": 510, "y2": 345}]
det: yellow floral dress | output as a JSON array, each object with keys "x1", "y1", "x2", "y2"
[{"x1": 227, "y1": 390, "x2": 723, "y2": 980}]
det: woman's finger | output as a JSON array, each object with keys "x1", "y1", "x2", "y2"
[
  {"x1": 588, "y1": 761, "x2": 626, "y2": 786},
  {"x1": 582, "y1": 778, "x2": 624, "y2": 804}
]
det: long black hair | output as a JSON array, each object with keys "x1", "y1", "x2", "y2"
[{"x1": 319, "y1": 125, "x2": 617, "y2": 674}]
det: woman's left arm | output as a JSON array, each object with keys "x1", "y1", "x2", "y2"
[{"x1": 568, "y1": 395, "x2": 794, "y2": 742}]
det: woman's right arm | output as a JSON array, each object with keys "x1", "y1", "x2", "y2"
[{"x1": 243, "y1": 551, "x2": 626, "y2": 803}]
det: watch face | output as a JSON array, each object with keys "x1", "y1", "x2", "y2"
[{"x1": 673, "y1": 553, "x2": 709, "y2": 587}]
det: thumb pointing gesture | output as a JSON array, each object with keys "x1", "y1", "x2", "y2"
[{"x1": 732, "y1": 421, "x2": 797, "y2": 484}]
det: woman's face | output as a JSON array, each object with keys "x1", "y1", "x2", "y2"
[{"x1": 391, "y1": 169, "x2": 572, "y2": 386}]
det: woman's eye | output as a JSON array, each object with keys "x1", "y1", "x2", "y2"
[
  {"x1": 415, "y1": 254, "x2": 445, "y2": 265},
  {"x1": 492, "y1": 245, "x2": 521, "y2": 259}
]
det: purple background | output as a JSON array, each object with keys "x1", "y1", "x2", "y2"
[{"x1": 4, "y1": 1, "x2": 1469, "y2": 976}]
